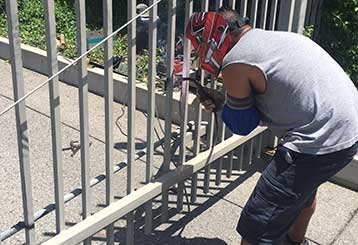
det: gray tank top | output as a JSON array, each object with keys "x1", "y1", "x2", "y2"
[{"x1": 222, "y1": 29, "x2": 358, "y2": 154}]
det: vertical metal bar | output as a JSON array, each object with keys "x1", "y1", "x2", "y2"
[
  {"x1": 312, "y1": 0, "x2": 323, "y2": 39},
  {"x1": 191, "y1": 78, "x2": 203, "y2": 202},
  {"x1": 215, "y1": 0, "x2": 223, "y2": 10},
  {"x1": 201, "y1": 1, "x2": 209, "y2": 25},
  {"x1": 203, "y1": 0, "x2": 222, "y2": 194},
  {"x1": 250, "y1": 0, "x2": 259, "y2": 27},
  {"x1": 44, "y1": 0, "x2": 65, "y2": 234},
  {"x1": 268, "y1": 0, "x2": 278, "y2": 30},
  {"x1": 75, "y1": 1, "x2": 91, "y2": 244},
  {"x1": 310, "y1": 0, "x2": 319, "y2": 28},
  {"x1": 248, "y1": 139, "x2": 254, "y2": 165},
  {"x1": 162, "y1": 0, "x2": 176, "y2": 223},
  {"x1": 259, "y1": 0, "x2": 269, "y2": 29},
  {"x1": 178, "y1": 0, "x2": 193, "y2": 212},
  {"x1": 190, "y1": 81, "x2": 202, "y2": 201},
  {"x1": 214, "y1": 0, "x2": 224, "y2": 188},
  {"x1": 203, "y1": 78, "x2": 215, "y2": 193},
  {"x1": 203, "y1": 84, "x2": 216, "y2": 188},
  {"x1": 5, "y1": 1, "x2": 35, "y2": 243},
  {"x1": 191, "y1": 0, "x2": 209, "y2": 203},
  {"x1": 239, "y1": 145, "x2": 244, "y2": 170},
  {"x1": 277, "y1": 0, "x2": 295, "y2": 31},
  {"x1": 291, "y1": 0, "x2": 308, "y2": 33},
  {"x1": 240, "y1": 0, "x2": 248, "y2": 17},
  {"x1": 103, "y1": 0, "x2": 114, "y2": 243},
  {"x1": 144, "y1": 0, "x2": 157, "y2": 235},
  {"x1": 127, "y1": 0, "x2": 136, "y2": 244},
  {"x1": 229, "y1": 0, "x2": 236, "y2": 9},
  {"x1": 226, "y1": 151, "x2": 234, "y2": 178},
  {"x1": 274, "y1": 136, "x2": 279, "y2": 147},
  {"x1": 304, "y1": 0, "x2": 313, "y2": 26},
  {"x1": 256, "y1": 133, "x2": 263, "y2": 159},
  {"x1": 215, "y1": 120, "x2": 225, "y2": 186}
]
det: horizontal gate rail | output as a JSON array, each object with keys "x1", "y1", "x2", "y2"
[
  {"x1": 42, "y1": 126, "x2": 267, "y2": 245},
  {"x1": 0, "y1": 125, "x2": 203, "y2": 242}
]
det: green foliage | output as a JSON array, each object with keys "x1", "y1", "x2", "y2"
[
  {"x1": 0, "y1": 0, "x2": 76, "y2": 53},
  {"x1": 85, "y1": 0, "x2": 127, "y2": 31},
  {"x1": 303, "y1": 25, "x2": 314, "y2": 39},
  {"x1": 315, "y1": 0, "x2": 358, "y2": 85},
  {"x1": 0, "y1": 0, "x2": 163, "y2": 83}
]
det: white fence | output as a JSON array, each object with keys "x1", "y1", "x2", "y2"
[{"x1": 0, "y1": 0, "x2": 319, "y2": 244}]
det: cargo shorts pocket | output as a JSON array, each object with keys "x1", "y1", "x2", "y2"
[{"x1": 237, "y1": 191, "x2": 277, "y2": 240}]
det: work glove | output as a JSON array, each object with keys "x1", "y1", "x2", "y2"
[{"x1": 197, "y1": 86, "x2": 226, "y2": 112}]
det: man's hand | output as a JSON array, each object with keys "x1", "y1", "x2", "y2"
[{"x1": 197, "y1": 87, "x2": 226, "y2": 112}]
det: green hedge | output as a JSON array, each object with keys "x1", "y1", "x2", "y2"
[
  {"x1": 0, "y1": 0, "x2": 77, "y2": 57},
  {"x1": 0, "y1": 0, "x2": 157, "y2": 81}
]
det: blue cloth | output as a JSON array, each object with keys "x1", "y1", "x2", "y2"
[
  {"x1": 221, "y1": 104, "x2": 260, "y2": 135},
  {"x1": 237, "y1": 142, "x2": 358, "y2": 244}
]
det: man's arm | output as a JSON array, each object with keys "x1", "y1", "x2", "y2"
[
  {"x1": 220, "y1": 63, "x2": 263, "y2": 135},
  {"x1": 222, "y1": 63, "x2": 252, "y2": 98}
]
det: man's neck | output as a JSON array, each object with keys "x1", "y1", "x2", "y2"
[{"x1": 230, "y1": 25, "x2": 252, "y2": 49}]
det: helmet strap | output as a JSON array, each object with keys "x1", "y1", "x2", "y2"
[{"x1": 227, "y1": 17, "x2": 250, "y2": 36}]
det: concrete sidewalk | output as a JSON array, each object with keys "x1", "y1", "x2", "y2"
[{"x1": 0, "y1": 59, "x2": 357, "y2": 244}]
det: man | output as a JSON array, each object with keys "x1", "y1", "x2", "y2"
[{"x1": 185, "y1": 8, "x2": 358, "y2": 245}]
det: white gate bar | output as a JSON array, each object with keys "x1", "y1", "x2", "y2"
[
  {"x1": 5, "y1": 0, "x2": 35, "y2": 243},
  {"x1": 239, "y1": 145, "x2": 244, "y2": 170},
  {"x1": 256, "y1": 133, "x2": 263, "y2": 158},
  {"x1": 75, "y1": 4, "x2": 91, "y2": 243},
  {"x1": 291, "y1": 0, "x2": 308, "y2": 34},
  {"x1": 250, "y1": 0, "x2": 259, "y2": 27},
  {"x1": 240, "y1": 0, "x2": 248, "y2": 17},
  {"x1": 103, "y1": 0, "x2": 115, "y2": 243},
  {"x1": 277, "y1": 0, "x2": 295, "y2": 31},
  {"x1": 268, "y1": 0, "x2": 278, "y2": 30},
  {"x1": 204, "y1": 0, "x2": 222, "y2": 194},
  {"x1": 215, "y1": 120, "x2": 225, "y2": 186},
  {"x1": 259, "y1": 0, "x2": 269, "y2": 29},
  {"x1": 216, "y1": 0, "x2": 223, "y2": 10},
  {"x1": 191, "y1": 76, "x2": 203, "y2": 203},
  {"x1": 127, "y1": 0, "x2": 137, "y2": 244},
  {"x1": 191, "y1": 74, "x2": 203, "y2": 202},
  {"x1": 248, "y1": 139, "x2": 254, "y2": 165},
  {"x1": 203, "y1": 83, "x2": 217, "y2": 194},
  {"x1": 162, "y1": 0, "x2": 176, "y2": 223},
  {"x1": 43, "y1": 0, "x2": 65, "y2": 234},
  {"x1": 202, "y1": 1, "x2": 213, "y2": 195},
  {"x1": 42, "y1": 127, "x2": 267, "y2": 245},
  {"x1": 215, "y1": 0, "x2": 224, "y2": 187},
  {"x1": 190, "y1": 0, "x2": 209, "y2": 204},
  {"x1": 178, "y1": 0, "x2": 193, "y2": 211},
  {"x1": 304, "y1": 0, "x2": 313, "y2": 26},
  {"x1": 226, "y1": 151, "x2": 234, "y2": 178},
  {"x1": 144, "y1": 0, "x2": 158, "y2": 234},
  {"x1": 229, "y1": 0, "x2": 236, "y2": 9}
]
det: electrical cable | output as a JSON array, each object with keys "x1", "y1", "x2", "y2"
[{"x1": 181, "y1": 77, "x2": 219, "y2": 166}]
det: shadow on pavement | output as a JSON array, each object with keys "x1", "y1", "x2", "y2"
[{"x1": 43, "y1": 160, "x2": 267, "y2": 244}]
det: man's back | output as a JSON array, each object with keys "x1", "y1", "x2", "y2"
[{"x1": 223, "y1": 29, "x2": 358, "y2": 154}]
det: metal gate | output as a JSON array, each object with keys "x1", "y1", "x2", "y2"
[{"x1": 0, "y1": 0, "x2": 310, "y2": 244}]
